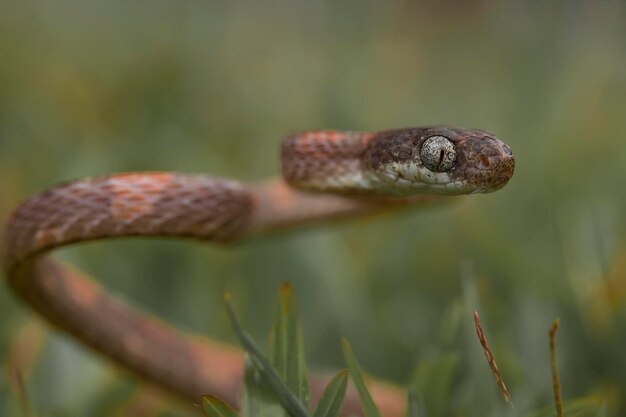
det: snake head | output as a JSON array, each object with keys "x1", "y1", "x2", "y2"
[{"x1": 364, "y1": 127, "x2": 515, "y2": 195}]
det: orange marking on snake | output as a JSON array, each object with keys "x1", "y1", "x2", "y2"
[{"x1": 109, "y1": 173, "x2": 174, "y2": 221}]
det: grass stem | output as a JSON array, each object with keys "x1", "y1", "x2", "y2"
[
  {"x1": 473, "y1": 311, "x2": 514, "y2": 409},
  {"x1": 550, "y1": 319, "x2": 563, "y2": 417}
]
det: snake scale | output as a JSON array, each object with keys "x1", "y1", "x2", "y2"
[{"x1": 2, "y1": 127, "x2": 514, "y2": 416}]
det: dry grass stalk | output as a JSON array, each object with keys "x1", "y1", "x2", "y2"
[
  {"x1": 473, "y1": 311, "x2": 514, "y2": 408},
  {"x1": 550, "y1": 319, "x2": 563, "y2": 417},
  {"x1": 8, "y1": 367, "x2": 34, "y2": 417}
]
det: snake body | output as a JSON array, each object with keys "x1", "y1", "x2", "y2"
[{"x1": 2, "y1": 127, "x2": 514, "y2": 416}]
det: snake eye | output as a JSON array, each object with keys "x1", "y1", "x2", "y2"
[{"x1": 420, "y1": 135, "x2": 457, "y2": 172}]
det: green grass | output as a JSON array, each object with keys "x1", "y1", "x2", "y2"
[{"x1": 205, "y1": 285, "x2": 605, "y2": 417}]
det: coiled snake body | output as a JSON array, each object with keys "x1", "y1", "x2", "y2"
[{"x1": 2, "y1": 127, "x2": 514, "y2": 416}]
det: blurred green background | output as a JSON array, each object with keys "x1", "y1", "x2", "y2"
[{"x1": 1, "y1": 1, "x2": 625, "y2": 416}]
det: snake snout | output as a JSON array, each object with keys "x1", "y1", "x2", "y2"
[
  {"x1": 495, "y1": 154, "x2": 515, "y2": 187},
  {"x1": 490, "y1": 142, "x2": 515, "y2": 189},
  {"x1": 465, "y1": 135, "x2": 515, "y2": 192}
]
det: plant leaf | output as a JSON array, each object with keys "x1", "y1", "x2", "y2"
[
  {"x1": 201, "y1": 395, "x2": 240, "y2": 417},
  {"x1": 313, "y1": 370, "x2": 348, "y2": 417},
  {"x1": 524, "y1": 396, "x2": 604, "y2": 417},
  {"x1": 242, "y1": 356, "x2": 287, "y2": 417},
  {"x1": 341, "y1": 338, "x2": 382, "y2": 417},
  {"x1": 411, "y1": 353, "x2": 458, "y2": 417},
  {"x1": 406, "y1": 388, "x2": 426, "y2": 417},
  {"x1": 224, "y1": 293, "x2": 312, "y2": 417},
  {"x1": 270, "y1": 283, "x2": 311, "y2": 408}
]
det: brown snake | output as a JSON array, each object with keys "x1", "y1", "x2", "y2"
[{"x1": 2, "y1": 127, "x2": 514, "y2": 416}]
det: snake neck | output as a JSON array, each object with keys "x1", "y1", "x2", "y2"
[{"x1": 281, "y1": 130, "x2": 377, "y2": 193}]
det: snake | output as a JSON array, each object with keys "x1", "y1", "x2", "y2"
[{"x1": 2, "y1": 126, "x2": 514, "y2": 416}]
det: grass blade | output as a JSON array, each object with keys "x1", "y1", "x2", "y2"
[
  {"x1": 270, "y1": 283, "x2": 311, "y2": 408},
  {"x1": 224, "y1": 293, "x2": 312, "y2": 417},
  {"x1": 242, "y1": 356, "x2": 287, "y2": 417},
  {"x1": 313, "y1": 370, "x2": 348, "y2": 417},
  {"x1": 201, "y1": 395, "x2": 240, "y2": 417},
  {"x1": 8, "y1": 368, "x2": 34, "y2": 417},
  {"x1": 411, "y1": 353, "x2": 457, "y2": 417},
  {"x1": 524, "y1": 397, "x2": 604, "y2": 417},
  {"x1": 407, "y1": 388, "x2": 426, "y2": 417},
  {"x1": 341, "y1": 338, "x2": 382, "y2": 417}
]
